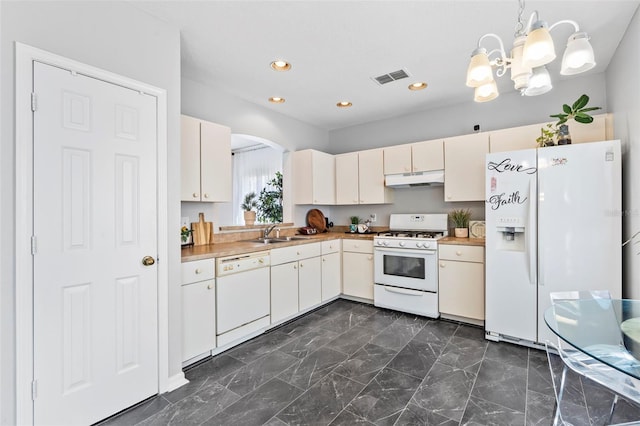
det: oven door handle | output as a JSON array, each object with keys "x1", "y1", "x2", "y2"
[
  {"x1": 374, "y1": 247, "x2": 437, "y2": 255},
  {"x1": 382, "y1": 286, "x2": 425, "y2": 297}
]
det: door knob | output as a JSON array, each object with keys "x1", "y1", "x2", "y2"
[{"x1": 142, "y1": 256, "x2": 156, "y2": 266}]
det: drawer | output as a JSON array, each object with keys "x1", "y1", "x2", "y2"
[
  {"x1": 374, "y1": 284, "x2": 438, "y2": 318},
  {"x1": 270, "y1": 242, "x2": 321, "y2": 265},
  {"x1": 321, "y1": 239, "x2": 341, "y2": 255},
  {"x1": 439, "y1": 244, "x2": 484, "y2": 263},
  {"x1": 342, "y1": 239, "x2": 373, "y2": 254},
  {"x1": 181, "y1": 258, "x2": 215, "y2": 283}
]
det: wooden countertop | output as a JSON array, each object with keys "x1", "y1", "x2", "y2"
[
  {"x1": 439, "y1": 237, "x2": 485, "y2": 247},
  {"x1": 182, "y1": 232, "x2": 375, "y2": 262}
]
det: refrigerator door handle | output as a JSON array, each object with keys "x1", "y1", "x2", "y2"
[
  {"x1": 537, "y1": 170, "x2": 544, "y2": 287},
  {"x1": 528, "y1": 179, "x2": 537, "y2": 286}
]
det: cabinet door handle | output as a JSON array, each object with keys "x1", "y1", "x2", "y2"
[
  {"x1": 456, "y1": 251, "x2": 462, "y2": 256},
  {"x1": 367, "y1": 256, "x2": 373, "y2": 261},
  {"x1": 195, "y1": 268, "x2": 202, "y2": 274},
  {"x1": 439, "y1": 262, "x2": 445, "y2": 268},
  {"x1": 192, "y1": 192, "x2": 199, "y2": 198},
  {"x1": 293, "y1": 264, "x2": 297, "y2": 269},
  {"x1": 322, "y1": 258, "x2": 326, "y2": 262},
  {"x1": 207, "y1": 284, "x2": 213, "y2": 290},
  {"x1": 300, "y1": 263, "x2": 304, "y2": 268},
  {"x1": 203, "y1": 193, "x2": 209, "y2": 199}
]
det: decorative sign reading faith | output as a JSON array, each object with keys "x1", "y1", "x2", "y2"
[{"x1": 487, "y1": 191, "x2": 528, "y2": 211}]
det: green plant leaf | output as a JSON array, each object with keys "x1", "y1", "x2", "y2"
[
  {"x1": 579, "y1": 106, "x2": 602, "y2": 113},
  {"x1": 574, "y1": 115, "x2": 593, "y2": 124},
  {"x1": 572, "y1": 94, "x2": 589, "y2": 110},
  {"x1": 550, "y1": 114, "x2": 568, "y2": 119},
  {"x1": 562, "y1": 104, "x2": 572, "y2": 114},
  {"x1": 557, "y1": 117, "x2": 568, "y2": 125}
]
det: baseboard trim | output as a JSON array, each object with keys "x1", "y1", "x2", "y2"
[{"x1": 163, "y1": 372, "x2": 189, "y2": 393}]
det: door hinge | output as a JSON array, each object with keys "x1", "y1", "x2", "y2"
[
  {"x1": 31, "y1": 235, "x2": 37, "y2": 255},
  {"x1": 31, "y1": 380, "x2": 37, "y2": 401},
  {"x1": 31, "y1": 92, "x2": 37, "y2": 112}
]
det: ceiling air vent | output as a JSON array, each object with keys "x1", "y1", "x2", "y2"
[{"x1": 372, "y1": 69, "x2": 410, "y2": 86}]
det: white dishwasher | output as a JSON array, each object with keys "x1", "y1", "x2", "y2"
[{"x1": 216, "y1": 251, "x2": 271, "y2": 347}]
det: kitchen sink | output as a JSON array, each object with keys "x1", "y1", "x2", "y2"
[
  {"x1": 249, "y1": 238, "x2": 286, "y2": 244},
  {"x1": 274, "y1": 236, "x2": 310, "y2": 241},
  {"x1": 248, "y1": 236, "x2": 311, "y2": 244}
]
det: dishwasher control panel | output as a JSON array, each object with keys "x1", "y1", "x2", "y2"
[{"x1": 216, "y1": 251, "x2": 270, "y2": 277}]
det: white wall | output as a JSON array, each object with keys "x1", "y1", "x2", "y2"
[
  {"x1": 181, "y1": 77, "x2": 329, "y2": 228},
  {"x1": 606, "y1": 6, "x2": 640, "y2": 298},
  {"x1": 324, "y1": 74, "x2": 608, "y2": 226},
  {"x1": 182, "y1": 77, "x2": 328, "y2": 152},
  {"x1": 328, "y1": 73, "x2": 608, "y2": 154},
  {"x1": 0, "y1": 2, "x2": 181, "y2": 424}
]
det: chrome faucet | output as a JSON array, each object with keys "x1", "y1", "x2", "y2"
[{"x1": 264, "y1": 224, "x2": 278, "y2": 238}]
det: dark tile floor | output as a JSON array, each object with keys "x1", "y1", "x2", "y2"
[{"x1": 100, "y1": 299, "x2": 640, "y2": 425}]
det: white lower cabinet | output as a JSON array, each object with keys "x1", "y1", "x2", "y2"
[
  {"x1": 321, "y1": 240, "x2": 341, "y2": 301},
  {"x1": 438, "y1": 244, "x2": 485, "y2": 322},
  {"x1": 181, "y1": 259, "x2": 216, "y2": 362},
  {"x1": 270, "y1": 242, "x2": 322, "y2": 324},
  {"x1": 271, "y1": 262, "x2": 299, "y2": 323},
  {"x1": 342, "y1": 239, "x2": 374, "y2": 300},
  {"x1": 298, "y1": 256, "x2": 322, "y2": 310}
]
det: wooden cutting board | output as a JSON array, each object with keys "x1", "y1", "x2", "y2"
[
  {"x1": 191, "y1": 212, "x2": 213, "y2": 245},
  {"x1": 306, "y1": 209, "x2": 326, "y2": 232}
]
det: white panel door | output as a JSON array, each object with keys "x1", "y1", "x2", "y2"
[{"x1": 33, "y1": 61, "x2": 158, "y2": 425}]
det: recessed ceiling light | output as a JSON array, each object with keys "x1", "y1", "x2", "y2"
[
  {"x1": 269, "y1": 97, "x2": 285, "y2": 103},
  {"x1": 408, "y1": 82, "x2": 428, "y2": 91},
  {"x1": 336, "y1": 101, "x2": 352, "y2": 108},
  {"x1": 270, "y1": 60, "x2": 291, "y2": 71}
]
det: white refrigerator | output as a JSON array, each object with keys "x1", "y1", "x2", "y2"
[{"x1": 485, "y1": 140, "x2": 621, "y2": 345}]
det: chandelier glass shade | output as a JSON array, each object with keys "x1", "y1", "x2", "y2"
[{"x1": 465, "y1": 1, "x2": 596, "y2": 102}]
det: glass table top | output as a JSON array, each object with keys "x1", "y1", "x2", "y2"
[{"x1": 544, "y1": 299, "x2": 640, "y2": 380}]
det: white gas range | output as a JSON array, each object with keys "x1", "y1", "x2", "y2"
[{"x1": 373, "y1": 213, "x2": 448, "y2": 318}]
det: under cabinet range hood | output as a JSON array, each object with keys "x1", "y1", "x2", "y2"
[{"x1": 385, "y1": 170, "x2": 445, "y2": 188}]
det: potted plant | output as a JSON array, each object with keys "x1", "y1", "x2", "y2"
[
  {"x1": 241, "y1": 192, "x2": 258, "y2": 226},
  {"x1": 257, "y1": 172, "x2": 283, "y2": 224},
  {"x1": 349, "y1": 216, "x2": 360, "y2": 233},
  {"x1": 449, "y1": 208, "x2": 471, "y2": 238},
  {"x1": 537, "y1": 94, "x2": 601, "y2": 147}
]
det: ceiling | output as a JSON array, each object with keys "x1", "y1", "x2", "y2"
[{"x1": 132, "y1": 0, "x2": 640, "y2": 131}]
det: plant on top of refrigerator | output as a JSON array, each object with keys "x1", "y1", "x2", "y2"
[{"x1": 536, "y1": 94, "x2": 601, "y2": 147}]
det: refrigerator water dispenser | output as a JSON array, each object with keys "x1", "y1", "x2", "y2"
[{"x1": 495, "y1": 217, "x2": 525, "y2": 251}]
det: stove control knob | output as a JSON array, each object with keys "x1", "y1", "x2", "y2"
[
  {"x1": 383, "y1": 241, "x2": 390, "y2": 247},
  {"x1": 423, "y1": 242, "x2": 431, "y2": 249},
  {"x1": 399, "y1": 241, "x2": 406, "y2": 247},
  {"x1": 416, "y1": 242, "x2": 423, "y2": 248}
]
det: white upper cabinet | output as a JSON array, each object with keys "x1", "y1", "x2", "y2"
[
  {"x1": 384, "y1": 140, "x2": 444, "y2": 174},
  {"x1": 181, "y1": 115, "x2": 231, "y2": 202},
  {"x1": 292, "y1": 149, "x2": 335, "y2": 205},
  {"x1": 412, "y1": 139, "x2": 444, "y2": 172},
  {"x1": 489, "y1": 113, "x2": 609, "y2": 153},
  {"x1": 336, "y1": 149, "x2": 393, "y2": 205},
  {"x1": 383, "y1": 144, "x2": 412, "y2": 174},
  {"x1": 444, "y1": 132, "x2": 489, "y2": 202},
  {"x1": 357, "y1": 149, "x2": 394, "y2": 204},
  {"x1": 489, "y1": 123, "x2": 542, "y2": 153},
  {"x1": 335, "y1": 152, "x2": 360, "y2": 205}
]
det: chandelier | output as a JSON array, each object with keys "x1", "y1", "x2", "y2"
[{"x1": 465, "y1": 0, "x2": 596, "y2": 102}]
